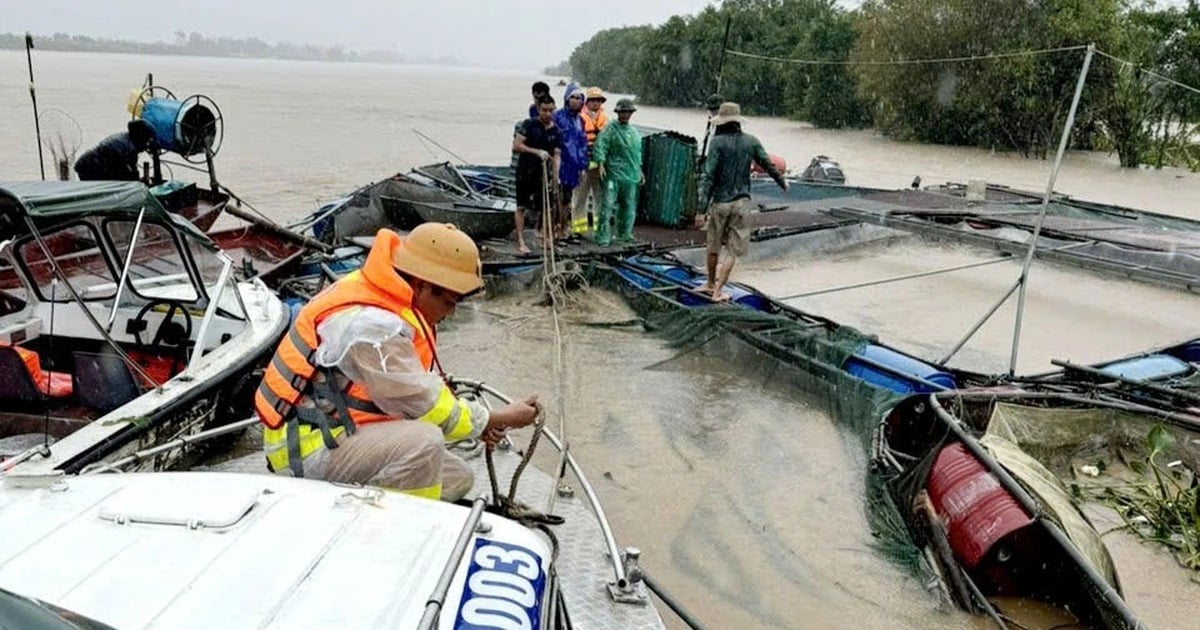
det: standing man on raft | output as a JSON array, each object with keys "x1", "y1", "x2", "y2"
[{"x1": 695, "y1": 102, "x2": 788, "y2": 301}]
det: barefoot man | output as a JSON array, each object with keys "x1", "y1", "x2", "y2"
[
  {"x1": 695, "y1": 102, "x2": 788, "y2": 301},
  {"x1": 513, "y1": 95, "x2": 561, "y2": 254}
]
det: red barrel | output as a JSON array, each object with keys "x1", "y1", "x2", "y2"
[{"x1": 926, "y1": 442, "x2": 1033, "y2": 568}]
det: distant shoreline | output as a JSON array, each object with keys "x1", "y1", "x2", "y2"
[
  {"x1": 0, "y1": 31, "x2": 505, "y2": 70},
  {"x1": 0, "y1": 47, "x2": 542, "y2": 76}
]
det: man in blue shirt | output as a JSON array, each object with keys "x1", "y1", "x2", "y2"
[
  {"x1": 512, "y1": 82, "x2": 553, "y2": 172},
  {"x1": 512, "y1": 95, "x2": 561, "y2": 255}
]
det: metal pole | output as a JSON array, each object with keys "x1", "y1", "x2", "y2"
[
  {"x1": 1008, "y1": 44, "x2": 1095, "y2": 376},
  {"x1": 413, "y1": 128, "x2": 469, "y2": 164},
  {"x1": 938, "y1": 278, "x2": 1022, "y2": 365},
  {"x1": 1051, "y1": 358, "x2": 1200, "y2": 405},
  {"x1": 643, "y1": 571, "x2": 708, "y2": 630},
  {"x1": 80, "y1": 417, "x2": 259, "y2": 474},
  {"x1": 25, "y1": 33, "x2": 46, "y2": 181},
  {"x1": 778, "y1": 254, "x2": 1012, "y2": 301},
  {"x1": 107, "y1": 207, "x2": 147, "y2": 331},
  {"x1": 698, "y1": 15, "x2": 733, "y2": 170},
  {"x1": 714, "y1": 16, "x2": 732, "y2": 97},
  {"x1": 189, "y1": 254, "x2": 234, "y2": 371},
  {"x1": 418, "y1": 497, "x2": 487, "y2": 630}
]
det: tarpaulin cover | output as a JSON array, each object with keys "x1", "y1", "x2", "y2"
[{"x1": 0, "y1": 181, "x2": 214, "y2": 249}]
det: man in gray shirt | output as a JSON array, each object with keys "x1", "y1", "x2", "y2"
[{"x1": 695, "y1": 102, "x2": 788, "y2": 301}]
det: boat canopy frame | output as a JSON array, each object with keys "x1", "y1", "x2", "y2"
[{"x1": 0, "y1": 181, "x2": 249, "y2": 386}]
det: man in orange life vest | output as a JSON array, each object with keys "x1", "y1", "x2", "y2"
[
  {"x1": 255, "y1": 223, "x2": 540, "y2": 501},
  {"x1": 573, "y1": 86, "x2": 609, "y2": 234}
]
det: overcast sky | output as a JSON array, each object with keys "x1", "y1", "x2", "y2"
[{"x1": 2, "y1": 0, "x2": 734, "y2": 69}]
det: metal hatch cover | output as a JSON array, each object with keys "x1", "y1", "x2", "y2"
[{"x1": 97, "y1": 478, "x2": 262, "y2": 529}]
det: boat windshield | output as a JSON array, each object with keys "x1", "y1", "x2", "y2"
[
  {"x1": 185, "y1": 235, "x2": 245, "y2": 318},
  {"x1": 0, "y1": 255, "x2": 27, "y2": 317},
  {"x1": 19, "y1": 223, "x2": 117, "y2": 302},
  {"x1": 0, "y1": 585, "x2": 118, "y2": 630},
  {"x1": 105, "y1": 219, "x2": 199, "y2": 303}
]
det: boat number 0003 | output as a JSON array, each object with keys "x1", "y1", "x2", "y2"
[{"x1": 455, "y1": 539, "x2": 546, "y2": 630}]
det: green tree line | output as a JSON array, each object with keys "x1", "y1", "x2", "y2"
[{"x1": 564, "y1": 0, "x2": 1200, "y2": 169}]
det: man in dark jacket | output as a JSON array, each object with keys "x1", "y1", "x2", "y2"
[
  {"x1": 695, "y1": 102, "x2": 788, "y2": 301},
  {"x1": 74, "y1": 119, "x2": 156, "y2": 181}
]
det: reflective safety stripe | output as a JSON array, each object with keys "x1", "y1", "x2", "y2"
[
  {"x1": 570, "y1": 218, "x2": 589, "y2": 233},
  {"x1": 264, "y1": 422, "x2": 347, "y2": 474},
  {"x1": 416, "y1": 385, "x2": 457, "y2": 427},
  {"x1": 271, "y1": 354, "x2": 304, "y2": 390},
  {"x1": 443, "y1": 400, "x2": 473, "y2": 441},
  {"x1": 418, "y1": 385, "x2": 474, "y2": 440},
  {"x1": 289, "y1": 327, "x2": 316, "y2": 360},
  {"x1": 401, "y1": 483, "x2": 442, "y2": 500}
]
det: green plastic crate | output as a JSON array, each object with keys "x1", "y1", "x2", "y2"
[{"x1": 639, "y1": 131, "x2": 698, "y2": 227}]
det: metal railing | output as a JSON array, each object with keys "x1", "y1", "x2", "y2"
[{"x1": 449, "y1": 377, "x2": 631, "y2": 590}]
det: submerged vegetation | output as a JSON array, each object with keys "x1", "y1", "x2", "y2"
[
  {"x1": 1086, "y1": 425, "x2": 1200, "y2": 572},
  {"x1": 564, "y1": 0, "x2": 1200, "y2": 170}
]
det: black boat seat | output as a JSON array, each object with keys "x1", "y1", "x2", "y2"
[
  {"x1": 0, "y1": 346, "x2": 43, "y2": 403},
  {"x1": 72, "y1": 350, "x2": 143, "y2": 413},
  {"x1": 0, "y1": 345, "x2": 73, "y2": 401}
]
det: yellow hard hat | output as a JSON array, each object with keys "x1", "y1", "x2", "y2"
[
  {"x1": 391, "y1": 222, "x2": 484, "y2": 296},
  {"x1": 585, "y1": 87, "x2": 606, "y2": 103}
]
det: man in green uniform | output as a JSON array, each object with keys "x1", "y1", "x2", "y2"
[
  {"x1": 696, "y1": 102, "x2": 788, "y2": 301},
  {"x1": 590, "y1": 98, "x2": 643, "y2": 247}
]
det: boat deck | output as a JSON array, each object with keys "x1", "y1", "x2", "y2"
[
  {"x1": 206, "y1": 437, "x2": 666, "y2": 630},
  {"x1": 478, "y1": 205, "x2": 847, "y2": 270}
]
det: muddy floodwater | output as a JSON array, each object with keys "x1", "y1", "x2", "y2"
[
  {"x1": 3, "y1": 50, "x2": 1200, "y2": 628},
  {"x1": 439, "y1": 291, "x2": 966, "y2": 629}
]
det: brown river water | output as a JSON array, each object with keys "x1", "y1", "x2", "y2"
[{"x1": 2, "y1": 51, "x2": 1199, "y2": 628}]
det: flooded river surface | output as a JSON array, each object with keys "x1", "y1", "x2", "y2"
[{"x1": 2, "y1": 51, "x2": 1200, "y2": 628}]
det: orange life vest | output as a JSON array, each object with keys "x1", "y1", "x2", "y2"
[
  {"x1": 254, "y1": 229, "x2": 436, "y2": 433},
  {"x1": 581, "y1": 108, "x2": 609, "y2": 147}
]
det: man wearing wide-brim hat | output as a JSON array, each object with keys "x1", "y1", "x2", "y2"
[
  {"x1": 696, "y1": 102, "x2": 789, "y2": 301},
  {"x1": 575, "y1": 87, "x2": 610, "y2": 235},
  {"x1": 255, "y1": 224, "x2": 540, "y2": 501}
]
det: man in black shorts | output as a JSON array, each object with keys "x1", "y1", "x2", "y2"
[{"x1": 512, "y1": 95, "x2": 561, "y2": 254}]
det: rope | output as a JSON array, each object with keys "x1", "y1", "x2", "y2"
[
  {"x1": 482, "y1": 405, "x2": 562, "y2": 525},
  {"x1": 1094, "y1": 48, "x2": 1200, "y2": 97},
  {"x1": 724, "y1": 44, "x2": 1088, "y2": 66},
  {"x1": 538, "y1": 159, "x2": 576, "y2": 514}
]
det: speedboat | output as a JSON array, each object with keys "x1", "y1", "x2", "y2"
[
  {"x1": 0, "y1": 181, "x2": 287, "y2": 475},
  {"x1": 0, "y1": 379, "x2": 669, "y2": 629}
]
